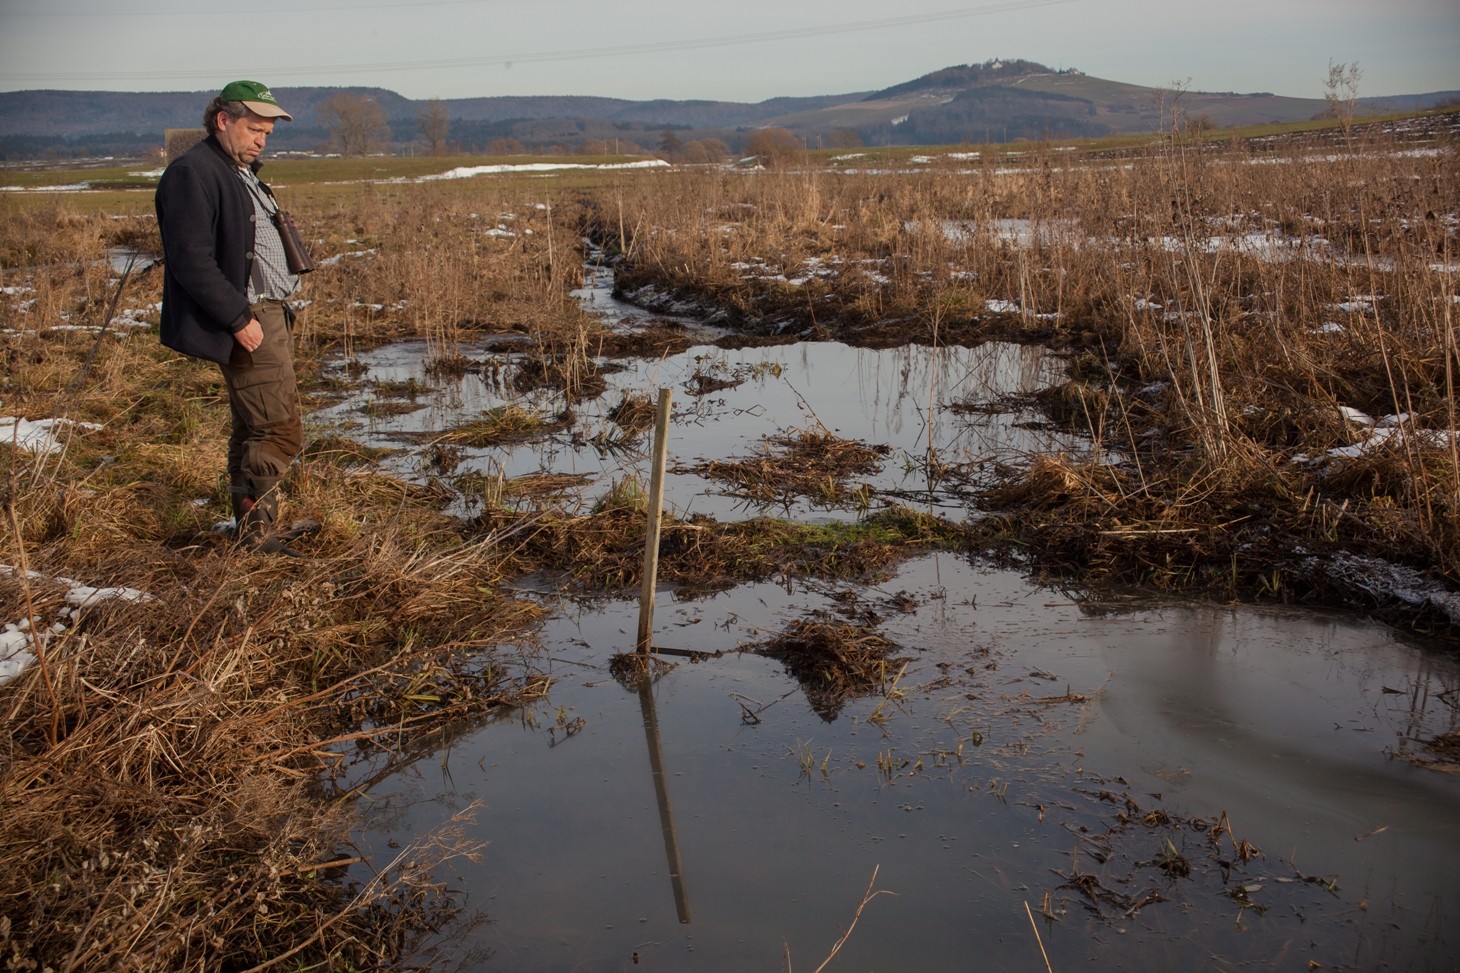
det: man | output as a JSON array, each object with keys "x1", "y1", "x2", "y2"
[{"x1": 155, "y1": 80, "x2": 307, "y2": 554}]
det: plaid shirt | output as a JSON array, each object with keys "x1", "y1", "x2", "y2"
[{"x1": 234, "y1": 166, "x2": 299, "y2": 302}]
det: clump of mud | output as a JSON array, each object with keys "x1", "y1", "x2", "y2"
[
  {"x1": 686, "y1": 425, "x2": 889, "y2": 508},
  {"x1": 752, "y1": 613, "x2": 909, "y2": 721},
  {"x1": 607, "y1": 651, "x2": 679, "y2": 690}
]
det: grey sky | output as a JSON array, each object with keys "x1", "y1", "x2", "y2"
[{"x1": 0, "y1": 0, "x2": 1456, "y2": 102}]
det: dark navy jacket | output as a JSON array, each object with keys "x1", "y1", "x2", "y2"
[{"x1": 155, "y1": 135, "x2": 268, "y2": 364}]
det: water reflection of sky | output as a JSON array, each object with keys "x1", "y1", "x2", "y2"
[
  {"x1": 352, "y1": 555, "x2": 1460, "y2": 973},
  {"x1": 313, "y1": 338, "x2": 1079, "y2": 521}
]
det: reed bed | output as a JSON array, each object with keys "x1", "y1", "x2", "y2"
[
  {"x1": 589, "y1": 117, "x2": 1459, "y2": 624},
  {"x1": 0, "y1": 194, "x2": 574, "y2": 967},
  {"x1": 0, "y1": 486, "x2": 548, "y2": 970},
  {"x1": 476, "y1": 503, "x2": 963, "y2": 594},
  {"x1": 0, "y1": 180, "x2": 960, "y2": 964},
  {"x1": 1, "y1": 114, "x2": 1454, "y2": 967}
]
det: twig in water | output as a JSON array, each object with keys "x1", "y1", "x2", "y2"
[
  {"x1": 1025, "y1": 900, "x2": 1055, "y2": 973},
  {"x1": 784, "y1": 865, "x2": 892, "y2": 973}
]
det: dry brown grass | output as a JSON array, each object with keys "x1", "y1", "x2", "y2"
[
  {"x1": 2, "y1": 121, "x2": 1454, "y2": 967},
  {"x1": 0, "y1": 190, "x2": 966, "y2": 964},
  {"x1": 0, "y1": 273, "x2": 555, "y2": 969},
  {"x1": 587, "y1": 119, "x2": 1460, "y2": 615},
  {"x1": 0, "y1": 505, "x2": 547, "y2": 971}
]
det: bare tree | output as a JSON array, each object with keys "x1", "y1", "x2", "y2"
[
  {"x1": 695, "y1": 138, "x2": 730, "y2": 163},
  {"x1": 488, "y1": 137, "x2": 526, "y2": 155},
  {"x1": 417, "y1": 98, "x2": 451, "y2": 156},
  {"x1": 658, "y1": 129, "x2": 683, "y2": 161},
  {"x1": 1324, "y1": 60, "x2": 1363, "y2": 144},
  {"x1": 320, "y1": 92, "x2": 388, "y2": 156},
  {"x1": 679, "y1": 139, "x2": 731, "y2": 165},
  {"x1": 744, "y1": 127, "x2": 802, "y2": 167}
]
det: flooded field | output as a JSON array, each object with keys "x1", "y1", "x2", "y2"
[
  {"x1": 313, "y1": 332, "x2": 1077, "y2": 525},
  {"x1": 5, "y1": 121, "x2": 1456, "y2": 973},
  {"x1": 326, "y1": 282, "x2": 1460, "y2": 971},
  {"x1": 351, "y1": 565, "x2": 1459, "y2": 972}
]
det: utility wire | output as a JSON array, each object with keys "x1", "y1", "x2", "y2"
[
  {"x1": 0, "y1": 0, "x2": 1079, "y2": 84},
  {"x1": 3, "y1": 0, "x2": 515, "y2": 15}
]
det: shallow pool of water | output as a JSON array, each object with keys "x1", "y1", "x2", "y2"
[
  {"x1": 314, "y1": 335, "x2": 1078, "y2": 522},
  {"x1": 335, "y1": 265, "x2": 1458, "y2": 970},
  {"x1": 350, "y1": 555, "x2": 1460, "y2": 972}
]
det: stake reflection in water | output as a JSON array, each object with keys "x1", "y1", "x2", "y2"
[{"x1": 637, "y1": 673, "x2": 692, "y2": 924}]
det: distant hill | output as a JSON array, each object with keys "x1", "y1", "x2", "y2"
[{"x1": 1, "y1": 60, "x2": 1455, "y2": 160}]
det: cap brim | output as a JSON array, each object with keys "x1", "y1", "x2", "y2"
[{"x1": 242, "y1": 100, "x2": 293, "y2": 122}]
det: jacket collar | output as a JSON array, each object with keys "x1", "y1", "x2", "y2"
[{"x1": 200, "y1": 133, "x2": 265, "y2": 175}]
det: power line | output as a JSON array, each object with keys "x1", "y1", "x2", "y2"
[
  {"x1": 2, "y1": 0, "x2": 512, "y2": 17},
  {"x1": 0, "y1": 0, "x2": 1080, "y2": 84}
]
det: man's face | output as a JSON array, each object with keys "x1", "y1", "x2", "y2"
[{"x1": 215, "y1": 110, "x2": 275, "y2": 166}]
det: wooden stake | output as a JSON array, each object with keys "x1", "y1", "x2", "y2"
[{"x1": 637, "y1": 388, "x2": 672, "y2": 653}]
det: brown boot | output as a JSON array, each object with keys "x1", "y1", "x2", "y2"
[{"x1": 235, "y1": 491, "x2": 303, "y2": 557}]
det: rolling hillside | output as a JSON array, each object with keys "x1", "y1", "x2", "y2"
[{"x1": 1, "y1": 59, "x2": 1454, "y2": 159}]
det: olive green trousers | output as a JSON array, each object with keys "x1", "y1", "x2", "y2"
[{"x1": 219, "y1": 300, "x2": 303, "y2": 539}]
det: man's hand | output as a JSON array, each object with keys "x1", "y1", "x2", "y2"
[{"x1": 235, "y1": 319, "x2": 264, "y2": 352}]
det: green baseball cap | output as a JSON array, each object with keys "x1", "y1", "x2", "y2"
[{"x1": 218, "y1": 80, "x2": 292, "y2": 121}]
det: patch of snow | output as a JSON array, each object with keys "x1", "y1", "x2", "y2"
[
  {"x1": 318, "y1": 249, "x2": 377, "y2": 267},
  {"x1": 1298, "y1": 414, "x2": 1460, "y2": 463},
  {"x1": 0, "y1": 183, "x2": 93, "y2": 193},
  {"x1": 0, "y1": 564, "x2": 155, "y2": 685},
  {"x1": 415, "y1": 160, "x2": 670, "y2": 182},
  {"x1": 1338, "y1": 406, "x2": 1375, "y2": 427},
  {"x1": 985, "y1": 299, "x2": 1022, "y2": 315},
  {"x1": 1, "y1": 416, "x2": 102, "y2": 455},
  {"x1": 1, "y1": 623, "x2": 38, "y2": 683}
]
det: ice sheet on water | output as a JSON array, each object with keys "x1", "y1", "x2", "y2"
[{"x1": 1317, "y1": 553, "x2": 1460, "y2": 626}]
